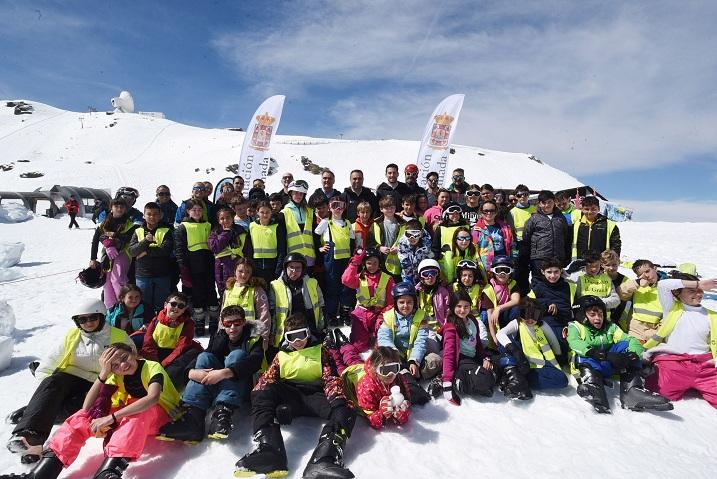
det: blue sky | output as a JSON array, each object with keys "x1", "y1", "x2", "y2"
[{"x1": 1, "y1": 0, "x2": 715, "y2": 221}]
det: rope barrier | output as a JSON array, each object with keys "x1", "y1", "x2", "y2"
[{"x1": 0, "y1": 268, "x2": 80, "y2": 285}]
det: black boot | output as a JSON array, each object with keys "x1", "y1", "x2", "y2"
[
  {"x1": 7, "y1": 430, "x2": 43, "y2": 464},
  {"x1": 235, "y1": 424, "x2": 288, "y2": 477},
  {"x1": 93, "y1": 457, "x2": 130, "y2": 479},
  {"x1": 0, "y1": 450, "x2": 64, "y2": 479},
  {"x1": 323, "y1": 331, "x2": 337, "y2": 350},
  {"x1": 502, "y1": 366, "x2": 533, "y2": 401},
  {"x1": 333, "y1": 329, "x2": 349, "y2": 348},
  {"x1": 5, "y1": 406, "x2": 26, "y2": 425},
  {"x1": 275, "y1": 404, "x2": 293, "y2": 426},
  {"x1": 339, "y1": 306, "x2": 352, "y2": 327},
  {"x1": 208, "y1": 306, "x2": 220, "y2": 337},
  {"x1": 302, "y1": 427, "x2": 354, "y2": 479},
  {"x1": 620, "y1": 371, "x2": 673, "y2": 412},
  {"x1": 156, "y1": 405, "x2": 206, "y2": 443},
  {"x1": 207, "y1": 404, "x2": 234, "y2": 440},
  {"x1": 192, "y1": 308, "x2": 206, "y2": 336},
  {"x1": 576, "y1": 365, "x2": 610, "y2": 414}
]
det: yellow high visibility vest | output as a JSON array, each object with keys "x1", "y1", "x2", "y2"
[
  {"x1": 356, "y1": 273, "x2": 390, "y2": 308},
  {"x1": 510, "y1": 205, "x2": 535, "y2": 241},
  {"x1": 282, "y1": 206, "x2": 315, "y2": 260},
  {"x1": 249, "y1": 222, "x2": 278, "y2": 259},
  {"x1": 215, "y1": 232, "x2": 246, "y2": 259},
  {"x1": 644, "y1": 303, "x2": 717, "y2": 358},
  {"x1": 57, "y1": 327, "x2": 130, "y2": 371},
  {"x1": 571, "y1": 218, "x2": 616, "y2": 260},
  {"x1": 483, "y1": 280, "x2": 518, "y2": 308},
  {"x1": 518, "y1": 322, "x2": 560, "y2": 369},
  {"x1": 152, "y1": 321, "x2": 184, "y2": 349},
  {"x1": 135, "y1": 226, "x2": 169, "y2": 249},
  {"x1": 183, "y1": 222, "x2": 211, "y2": 252},
  {"x1": 439, "y1": 225, "x2": 461, "y2": 252},
  {"x1": 382, "y1": 309, "x2": 426, "y2": 360},
  {"x1": 632, "y1": 285, "x2": 663, "y2": 324},
  {"x1": 277, "y1": 344, "x2": 323, "y2": 382},
  {"x1": 222, "y1": 285, "x2": 256, "y2": 321},
  {"x1": 440, "y1": 249, "x2": 482, "y2": 283},
  {"x1": 270, "y1": 278, "x2": 321, "y2": 347},
  {"x1": 107, "y1": 359, "x2": 181, "y2": 417},
  {"x1": 578, "y1": 273, "x2": 613, "y2": 300},
  {"x1": 372, "y1": 222, "x2": 406, "y2": 275},
  {"x1": 327, "y1": 220, "x2": 351, "y2": 260}
]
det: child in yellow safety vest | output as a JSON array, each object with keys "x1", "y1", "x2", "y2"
[
  {"x1": 574, "y1": 250, "x2": 620, "y2": 311},
  {"x1": 622, "y1": 259, "x2": 664, "y2": 342},
  {"x1": 234, "y1": 314, "x2": 356, "y2": 479},
  {"x1": 495, "y1": 297, "x2": 568, "y2": 401},
  {"x1": 451, "y1": 259, "x2": 485, "y2": 317},
  {"x1": 222, "y1": 258, "x2": 272, "y2": 346},
  {"x1": 209, "y1": 207, "x2": 252, "y2": 299},
  {"x1": 439, "y1": 226, "x2": 482, "y2": 283},
  {"x1": 371, "y1": 195, "x2": 406, "y2": 282},
  {"x1": 643, "y1": 272, "x2": 717, "y2": 408},
  {"x1": 600, "y1": 249, "x2": 632, "y2": 331},
  {"x1": 248, "y1": 200, "x2": 287, "y2": 285}
]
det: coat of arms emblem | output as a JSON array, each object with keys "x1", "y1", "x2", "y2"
[
  {"x1": 251, "y1": 112, "x2": 275, "y2": 151},
  {"x1": 429, "y1": 112, "x2": 454, "y2": 150}
]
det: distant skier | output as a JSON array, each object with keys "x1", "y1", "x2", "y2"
[{"x1": 64, "y1": 195, "x2": 80, "y2": 229}]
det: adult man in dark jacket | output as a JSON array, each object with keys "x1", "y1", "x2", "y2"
[
  {"x1": 342, "y1": 169, "x2": 378, "y2": 222},
  {"x1": 521, "y1": 190, "x2": 571, "y2": 283},
  {"x1": 376, "y1": 163, "x2": 408, "y2": 209}
]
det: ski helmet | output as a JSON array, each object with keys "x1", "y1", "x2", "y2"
[
  {"x1": 71, "y1": 299, "x2": 107, "y2": 330},
  {"x1": 363, "y1": 247, "x2": 381, "y2": 265},
  {"x1": 455, "y1": 259, "x2": 480, "y2": 283},
  {"x1": 283, "y1": 252, "x2": 307, "y2": 271},
  {"x1": 491, "y1": 256, "x2": 514, "y2": 269},
  {"x1": 288, "y1": 180, "x2": 309, "y2": 195},
  {"x1": 572, "y1": 295, "x2": 607, "y2": 325},
  {"x1": 442, "y1": 201, "x2": 462, "y2": 220},
  {"x1": 78, "y1": 266, "x2": 106, "y2": 289},
  {"x1": 392, "y1": 282, "x2": 417, "y2": 311},
  {"x1": 417, "y1": 258, "x2": 441, "y2": 276}
]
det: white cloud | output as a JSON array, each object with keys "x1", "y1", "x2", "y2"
[
  {"x1": 212, "y1": 0, "x2": 717, "y2": 176},
  {"x1": 611, "y1": 198, "x2": 717, "y2": 223}
]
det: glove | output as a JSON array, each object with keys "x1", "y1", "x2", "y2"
[
  {"x1": 105, "y1": 246, "x2": 119, "y2": 260},
  {"x1": 394, "y1": 399, "x2": 410, "y2": 414},
  {"x1": 442, "y1": 381, "x2": 461, "y2": 406},
  {"x1": 606, "y1": 352, "x2": 634, "y2": 371},
  {"x1": 350, "y1": 253, "x2": 364, "y2": 267},
  {"x1": 586, "y1": 348, "x2": 607, "y2": 361},
  {"x1": 379, "y1": 396, "x2": 394, "y2": 418},
  {"x1": 101, "y1": 238, "x2": 115, "y2": 248},
  {"x1": 180, "y1": 266, "x2": 193, "y2": 289}
]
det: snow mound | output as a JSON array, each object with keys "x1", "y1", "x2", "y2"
[
  {"x1": 0, "y1": 336, "x2": 12, "y2": 372},
  {"x1": 0, "y1": 203, "x2": 33, "y2": 223},
  {"x1": 0, "y1": 301, "x2": 15, "y2": 336},
  {"x1": 0, "y1": 268, "x2": 22, "y2": 282},
  {"x1": 0, "y1": 242, "x2": 24, "y2": 268}
]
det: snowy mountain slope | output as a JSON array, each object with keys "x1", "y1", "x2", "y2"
[{"x1": 0, "y1": 100, "x2": 582, "y2": 199}]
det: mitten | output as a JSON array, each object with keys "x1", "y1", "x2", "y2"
[
  {"x1": 105, "y1": 246, "x2": 119, "y2": 260},
  {"x1": 379, "y1": 396, "x2": 394, "y2": 418}
]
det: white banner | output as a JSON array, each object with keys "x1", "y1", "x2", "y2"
[
  {"x1": 416, "y1": 94, "x2": 465, "y2": 188},
  {"x1": 238, "y1": 95, "x2": 286, "y2": 196}
]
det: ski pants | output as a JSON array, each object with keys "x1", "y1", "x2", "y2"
[
  {"x1": 188, "y1": 251, "x2": 217, "y2": 309},
  {"x1": 49, "y1": 406, "x2": 170, "y2": 467},
  {"x1": 13, "y1": 372, "x2": 92, "y2": 445},
  {"x1": 135, "y1": 276, "x2": 171, "y2": 314},
  {"x1": 349, "y1": 306, "x2": 383, "y2": 352},
  {"x1": 323, "y1": 255, "x2": 351, "y2": 318},
  {"x1": 104, "y1": 254, "x2": 131, "y2": 309},
  {"x1": 647, "y1": 353, "x2": 717, "y2": 408},
  {"x1": 182, "y1": 350, "x2": 250, "y2": 410},
  {"x1": 250, "y1": 381, "x2": 355, "y2": 436},
  {"x1": 527, "y1": 364, "x2": 569, "y2": 390},
  {"x1": 575, "y1": 341, "x2": 640, "y2": 377},
  {"x1": 327, "y1": 343, "x2": 363, "y2": 376}
]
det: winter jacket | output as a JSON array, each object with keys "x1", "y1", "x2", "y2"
[
  {"x1": 342, "y1": 187, "x2": 379, "y2": 223},
  {"x1": 471, "y1": 218, "x2": 518, "y2": 271},
  {"x1": 341, "y1": 260, "x2": 395, "y2": 311},
  {"x1": 141, "y1": 310, "x2": 203, "y2": 367},
  {"x1": 204, "y1": 321, "x2": 265, "y2": 379},
  {"x1": 422, "y1": 205, "x2": 444, "y2": 232},
  {"x1": 416, "y1": 283, "x2": 451, "y2": 331},
  {"x1": 90, "y1": 215, "x2": 137, "y2": 261},
  {"x1": 156, "y1": 199, "x2": 178, "y2": 227},
  {"x1": 522, "y1": 208, "x2": 571, "y2": 265},
  {"x1": 356, "y1": 361, "x2": 410, "y2": 429},
  {"x1": 377, "y1": 310, "x2": 429, "y2": 364},
  {"x1": 173, "y1": 219, "x2": 211, "y2": 268},
  {"x1": 209, "y1": 224, "x2": 253, "y2": 293},
  {"x1": 353, "y1": 220, "x2": 373, "y2": 250},
  {"x1": 253, "y1": 340, "x2": 349, "y2": 407},
  {"x1": 376, "y1": 181, "x2": 409, "y2": 211},
  {"x1": 106, "y1": 301, "x2": 154, "y2": 335},
  {"x1": 441, "y1": 317, "x2": 488, "y2": 383},
  {"x1": 397, "y1": 230, "x2": 434, "y2": 284},
  {"x1": 128, "y1": 221, "x2": 175, "y2": 278},
  {"x1": 566, "y1": 320, "x2": 644, "y2": 357},
  {"x1": 529, "y1": 276, "x2": 574, "y2": 326},
  {"x1": 572, "y1": 214, "x2": 621, "y2": 260},
  {"x1": 431, "y1": 218, "x2": 469, "y2": 259},
  {"x1": 175, "y1": 198, "x2": 215, "y2": 225},
  {"x1": 64, "y1": 199, "x2": 79, "y2": 214}
]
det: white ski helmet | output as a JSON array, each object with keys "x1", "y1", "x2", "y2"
[
  {"x1": 73, "y1": 298, "x2": 107, "y2": 318},
  {"x1": 288, "y1": 180, "x2": 309, "y2": 195},
  {"x1": 418, "y1": 258, "x2": 441, "y2": 275}
]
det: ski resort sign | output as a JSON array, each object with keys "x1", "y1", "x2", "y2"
[
  {"x1": 238, "y1": 95, "x2": 285, "y2": 196},
  {"x1": 417, "y1": 94, "x2": 465, "y2": 188}
]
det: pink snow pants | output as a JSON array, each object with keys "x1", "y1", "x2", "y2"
[
  {"x1": 103, "y1": 254, "x2": 131, "y2": 309},
  {"x1": 647, "y1": 353, "x2": 717, "y2": 408},
  {"x1": 49, "y1": 406, "x2": 170, "y2": 467},
  {"x1": 349, "y1": 306, "x2": 384, "y2": 352}
]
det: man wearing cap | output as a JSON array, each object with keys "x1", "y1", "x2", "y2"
[
  {"x1": 342, "y1": 169, "x2": 378, "y2": 222},
  {"x1": 404, "y1": 164, "x2": 427, "y2": 197}
]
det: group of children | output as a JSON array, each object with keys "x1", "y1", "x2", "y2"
[{"x1": 4, "y1": 171, "x2": 717, "y2": 479}]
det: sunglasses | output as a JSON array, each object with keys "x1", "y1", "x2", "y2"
[
  {"x1": 192, "y1": 186, "x2": 207, "y2": 192},
  {"x1": 377, "y1": 362, "x2": 401, "y2": 376},
  {"x1": 282, "y1": 176, "x2": 292, "y2": 180},
  {"x1": 456, "y1": 235, "x2": 472, "y2": 241},
  {"x1": 405, "y1": 230, "x2": 422, "y2": 239},
  {"x1": 222, "y1": 319, "x2": 245, "y2": 328},
  {"x1": 427, "y1": 177, "x2": 439, "y2": 183},
  {"x1": 445, "y1": 205, "x2": 462, "y2": 214},
  {"x1": 405, "y1": 171, "x2": 418, "y2": 177},
  {"x1": 515, "y1": 192, "x2": 528, "y2": 198},
  {"x1": 452, "y1": 175, "x2": 464, "y2": 180},
  {"x1": 72, "y1": 313, "x2": 104, "y2": 324},
  {"x1": 465, "y1": 191, "x2": 480, "y2": 197},
  {"x1": 168, "y1": 301, "x2": 187, "y2": 309},
  {"x1": 285, "y1": 328, "x2": 310, "y2": 342},
  {"x1": 420, "y1": 269, "x2": 439, "y2": 279},
  {"x1": 157, "y1": 192, "x2": 170, "y2": 197},
  {"x1": 482, "y1": 209, "x2": 496, "y2": 214},
  {"x1": 493, "y1": 266, "x2": 513, "y2": 276}
]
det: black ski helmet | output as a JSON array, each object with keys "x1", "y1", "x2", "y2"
[
  {"x1": 491, "y1": 255, "x2": 514, "y2": 269},
  {"x1": 363, "y1": 247, "x2": 381, "y2": 266},
  {"x1": 283, "y1": 253, "x2": 307, "y2": 272},
  {"x1": 392, "y1": 281, "x2": 417, "y2": 312},
  {"x1": 78, "y1": 266, "x2": 106, "y2": 289},
  {"x1": 572, "y1": 295, "x2": 607, "y2": 325}
]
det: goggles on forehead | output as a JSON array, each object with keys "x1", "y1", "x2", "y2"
[
  {"x1": 493, "y1": 266, "x2": 513, "y2": 276},
  {"x1": 377, "y1": 362, "x2": 401, "y2": 376},
  {"x1": 285, "y1": 328, "x2": 310, "y2": 343}
]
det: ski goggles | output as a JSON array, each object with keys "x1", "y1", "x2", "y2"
[
  {"x1": 192, "y1": 186, "x2": 207, "y2": 192},
  {"x1": 405, "y1": 230, "x2": 422, "y2": 239},
  {"x1": 329, "y1": 201, "x2": 345, "y2": 210},
  {"x1": 420, "y1": 269, "x2": 439, "y2": 279},
  {"x1": 493, "y1": 266, "x2": 513, "y2": 276},
  {"x1": 222, "y1": 318, "x2": 245, "y2": 328},
  {"x1": 377, "y1": 362, "x2": 401, "y2": 377},
  {"x1": 285, "y1": 328, "x2": 310, "y2": 343},
  {"x1": 72, "y1": 313, "x2": 104, "y2": 324},
  {"x1": 168, "y1": 301, "x2": 187, "y2": 309},
  {"x1": 444, "y1": 205, "x2": 462, "y2": 214},
  {"x1": 456, "y1": 235, "x2": 472, "y2": 242},
  {"x1": 465, "y1": 191, "x2": 480, "y2": 197},
  {"x1": 117, "y1": 187, "x2": 139, "y2": 198},
  {"x1": 457, "y1": 259, "x2": 478, "y2": 270},
  {"x1": 452, "y1": 175, "x2": 464, "y2": 181}
]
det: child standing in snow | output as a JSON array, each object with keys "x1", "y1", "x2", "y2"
[
  {"x1": 372, "y1": 196, "x2": 406, "y2": 282},
  {"x1": 352, "y1": 201, "x2": 374, "y2": 250},
  {"x1": 247, "y1": 200, "x2": 287, "y2": 286},
  {"x1": 209, "y1": 207, "x2": 252, "y2": 301}
]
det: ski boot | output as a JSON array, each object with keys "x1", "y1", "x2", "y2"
[
  {"x1": 576, "y1": 365, "x2": 611, "y2": 414},
  {"x1": 207, "y1": 404, "x2": 234, "y2": 440},
  {"x1": 92, "y1": 457, "x2": 129, "y2": 479},
  {"x1": 426, "y1": 376, "x2": 443, "y2": 399},
  {"x1": 7, "y1": 430, "x2": 43, "y2": 464},
  {"x1": 333, "y1": 329, "x2": 350, "y2": 348},
  {"x1": 156, "y1": 405, "x2": 206, "y2": 444},
  {"x1": 192, "y1": 308, "x2": 207, "y2": 337},
  {"x1": 302, "y1": 427, "x2": 354, "y2": 479},
  {"x1": 323, "y1": 331, "x2": 337, "y2": 350},
  {"x1": 275, "y1": 404, "x2": 293, "y2": 426},
  {"x1": 0, "y1": 449, "x2": 64, "y2": 479},
  {"x1": 234, "y1": 424, "x2": 288, "y2": 478},
  {"x1": 620, "y1": 371, "x2": 673, "y2": 412},
  {"x1": 502, "y1": 365, "x2": 533, "y2": 401},
  {"x1": 208, "y1": 305, "x2": 220, "y2": 337}
]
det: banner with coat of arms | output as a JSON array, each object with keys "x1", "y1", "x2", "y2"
[
  {"x1": 416, "y1": 94, "x2": 465, "y2": 188},
  {"x1": 238, "y1": 95, "x2": 286, "y2": 196}
]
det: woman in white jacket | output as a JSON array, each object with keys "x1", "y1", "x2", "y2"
[{"x1": 6, "y1": 299, "x2": 133, "y2": 464}]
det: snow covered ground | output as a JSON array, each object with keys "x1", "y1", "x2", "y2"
[{"x1": 0, "y1": 100, "x2": 716, "y2": 478}]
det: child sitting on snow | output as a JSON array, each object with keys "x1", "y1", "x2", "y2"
[{"x1": 574, "y1": 250, "x2": 620, "y2": 310}]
